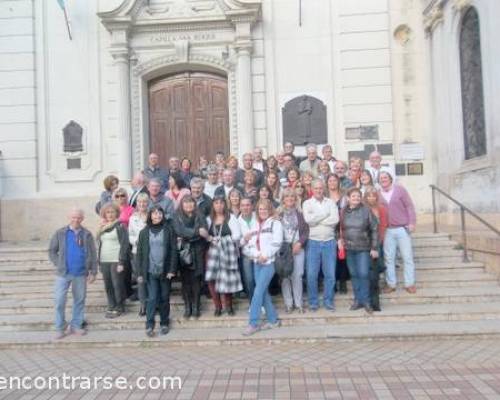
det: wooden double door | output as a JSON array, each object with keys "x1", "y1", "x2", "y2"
[{"x1": 149, "y1": 72, "x2": 230, "y2": 168}]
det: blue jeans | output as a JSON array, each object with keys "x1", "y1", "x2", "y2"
[
  {"x1": 384, "y1": 227, "x2": 416, "y2": 287},
  {"x1": 346, "y1": 250, "x2": 371, "y2": 306},
  {"x1": 54, "y1": 275, "x2": 87, "y2": 332},
  {"x1": 241, "y1": 256, "x2": 255, "y2": 304},
  {"x1": 249, "y1": 263, "x2": 278, "y2": 328},
  {"x1": 306, "y1": 239, "x2": 337, "y2": 309}
]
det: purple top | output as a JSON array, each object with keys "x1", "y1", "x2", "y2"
[{"x1": 380, "y1": 184, "x2": 416, "y2": 228}]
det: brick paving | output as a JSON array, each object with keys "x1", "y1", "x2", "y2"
[{"x1": 0, "y1": 340, "x2": 500, "y2": 399}]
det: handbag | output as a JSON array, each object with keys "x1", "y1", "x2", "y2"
[
  {"x1": 275, "y1": 229, "x2": 297, "y2": 279},
  {"x1": 178, "y1": 240, "x2": 193, "y2": 266}
]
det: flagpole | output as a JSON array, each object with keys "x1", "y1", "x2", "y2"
[{"x1": 63, "y1": 6, "x2": 72, "y2": 40}]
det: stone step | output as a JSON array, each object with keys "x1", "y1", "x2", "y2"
[
  {"x1": 2, "y1": 286, "x2": 500, "y2": 315},
  {"x1": 1, "y1": 319, "x2": 500, "y2": 349},
  {"x1": 0, "y1": 257, "x2": 484, "y2": 275},
  {"x1": 2, "y1": 302, "x2": 500, "y2": 332},
  {"x1": 1, "y1": 270, "x2": 495, "y2": 298}
]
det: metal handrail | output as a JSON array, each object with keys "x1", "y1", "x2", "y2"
[{"x1": 430, "y1": 184, "x2": 500, "y2": 263}]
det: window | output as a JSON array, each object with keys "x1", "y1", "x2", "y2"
[{"x1": 459, "y1": 7, "x2": 487, "y2": 160}]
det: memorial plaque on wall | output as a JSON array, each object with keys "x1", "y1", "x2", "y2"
[
  {"x1": 395, "y1": 163, "x2": 407, "y2": 176},
  {"x1": 407, "y1": 162, "x2": 423, "y2": 175},
  {"x1": 67, "y1": 158, "x2": 81, "y2": 170},
  {"x1": 348, "y1": 150, "x2": 367, "y2": 162},
  {"x1": 282, "y1": 95, "x2": 327, "y2": 145},
  {"x1": 377, "y1": 143, "x2": 393, "y2": 156},
  {"x1": 63, "y1": 120, "x2": 83, "y2": 152},
  {"x1": 345, "y1": 125, "x2": 379, "y2": 140}
]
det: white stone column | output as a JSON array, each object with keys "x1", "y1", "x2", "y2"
[
  {"x1": 112, "y1": 50, "x2": 132, "y2": 182},
  {"x1": 236, "y1": 45, "x2": 254, "y2": 157},
  {"x1": 235, "y1": 31, "x2": 254, "y2": 158}
]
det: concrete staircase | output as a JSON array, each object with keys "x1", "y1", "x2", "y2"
[{"x1": 1, "y1": 232, "x2": 500, "y2": 349}]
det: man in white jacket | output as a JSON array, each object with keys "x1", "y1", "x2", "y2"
[{"x1": 302, "y1": 179, "x2": 339, "y2": 311}]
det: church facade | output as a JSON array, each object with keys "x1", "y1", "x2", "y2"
[{"x1": 0, "y1": 0, "x2": 498, "y2": 240}]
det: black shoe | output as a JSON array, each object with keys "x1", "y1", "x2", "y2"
[
  {"x1": 372, "y1": 306, "x2": 381, "y2": 312},
  {"x1": 128, "y1": 293, "x2": 139, "y2": 302},
  {"x1": 339, "y1": 281, "x2": 348, "y2": 294},
  {"x1": 183, "y1": 306, "x2": 192, "y2": 320},
  {"x1": 349, "y1": 302, "x2": 363, "y2": 311},
  {"x1": 159, "y1": 325, "x2": 169, "y2": 335},
  {"x1": 146, "y1": 328, "x2": 154, "y2": 338},
  {"x1": 214, "y1": 307, "x2": 222, "y2": 317},
  {"x1": 138, "y1": 306, "x2": 146, "y2": 317},
  {"x1": 192, "y1": 307, "x2": 201, "y2": 319},
  {"x1": 226, "y1": 307, "x2": 235, "y2": 316}
]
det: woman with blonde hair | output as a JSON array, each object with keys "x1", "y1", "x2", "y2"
[
  {"x1": 113, "y1": 187, "x2": 134, "y2": 228},
  {"x1": 97, "y1": 203, "x2": 129, "y2": 318},
  {"x1": 279, "y1": 189, "x2": 309, "y2": 313},
  {"x1": 242, "y1": 199, "x2": 283, "y2": 336}
]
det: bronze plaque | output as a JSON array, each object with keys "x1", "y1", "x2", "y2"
[
  {"x1": 282, "y1": 95, "x2": 327, "y2": 145},
  {"x1": 407, "y1": 162, "x2": 423, "y2": 175}
]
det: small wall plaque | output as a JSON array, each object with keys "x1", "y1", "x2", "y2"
[
  {"x1": 345, "y1": 125, "x2": 379, "y2": 140},
  {"x1": 377, "y1": 144, "x2": 393, "y2": 156},
  {"x1": 395, "y1": 163, "x2": 407, "y2": 176},
  {"x1": 67, "y1": 158, "x2": 81, "y2": 170},
  {"x1": 400, "y1": 143, "x2": 424, "y2": 160},
  {"x1": 407, "y1": 162, "x2": 423, "y2": 176}
]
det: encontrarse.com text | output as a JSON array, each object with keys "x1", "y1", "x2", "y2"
[{"x1": 0, "y1": 374, "x2": 182, "y2": 391}]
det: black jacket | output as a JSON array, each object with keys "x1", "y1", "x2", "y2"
[
  {"x1": 136, "y1": 224, "x2": 178, "y2": 280},
  {"x1": 172, "y1": 212, "x2": 208, "y2": 277},
  {"x1": 340, "y1": 204, "x2": 378, "y2": 252},
  {"x1": 194, "y1": 193, "x2": 213, "y2": 217}
]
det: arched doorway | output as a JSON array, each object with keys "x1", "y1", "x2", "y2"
[{"x1": 148, "y1": 72, "x2": 230, "y2": 168}]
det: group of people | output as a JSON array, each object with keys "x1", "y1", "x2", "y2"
[{"x1": 49, "y1": 142, "x2": 417, "y2": 339}]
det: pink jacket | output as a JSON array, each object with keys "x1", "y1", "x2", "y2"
[{"x1": 379, "y1": 184, "x2": 416, "y2": 228}]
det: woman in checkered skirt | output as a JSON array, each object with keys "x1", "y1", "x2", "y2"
[{"x1": 205, "y1": 195, "x2": 243, "y2": 316}]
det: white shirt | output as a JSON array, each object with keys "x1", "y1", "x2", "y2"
[
  {"x1": 380, "y1": 186, "x2": 394, "y2": 204},
  {"x1": 204, "y1": 182, "x2": 219, "y2": 199},
  {"x1": 238, "y1": 212, "x2": 258, "y2": 258},
  {"x1": 253, "y1": 161, "x2": 265, "y2": 172},
  {"x1": 303, "y1": 196, "x2": 339, "y2": 241}
]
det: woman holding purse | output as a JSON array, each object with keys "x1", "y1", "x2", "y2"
[
  {"x1": 279, "y1": 189, "x2": 309, "y2": 313},
  {"x1": 173, "y1": 196, "x2": 209, "y2": 320}
]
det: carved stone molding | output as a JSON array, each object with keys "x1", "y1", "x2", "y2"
[
  {"x1": 453, "y1": 0, "x2": 473, "y2": 13},
  {"x1": 424, "y1": 3, "x2": 444, "y2": 34}
]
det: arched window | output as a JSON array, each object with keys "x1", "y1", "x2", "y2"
[{"x1": 459, "y1": 7, "x2": 487, "y2": 160}]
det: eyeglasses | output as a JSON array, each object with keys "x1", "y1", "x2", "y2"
[{"x1": 115, "y1": 194, "x2": 126, "y2": 198}]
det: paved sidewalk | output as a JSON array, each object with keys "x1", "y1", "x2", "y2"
[{"x1": 1, "y1": 340, "x2": 500, "y2": 399}]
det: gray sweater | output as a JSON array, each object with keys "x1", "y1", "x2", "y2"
[{"x1": 48, "y1": 226, "x2": 98, "y2": 277}]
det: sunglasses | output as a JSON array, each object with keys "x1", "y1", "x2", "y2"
[{"x1": 115, "y1": 194, "x2": 126, "y2": 198}]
